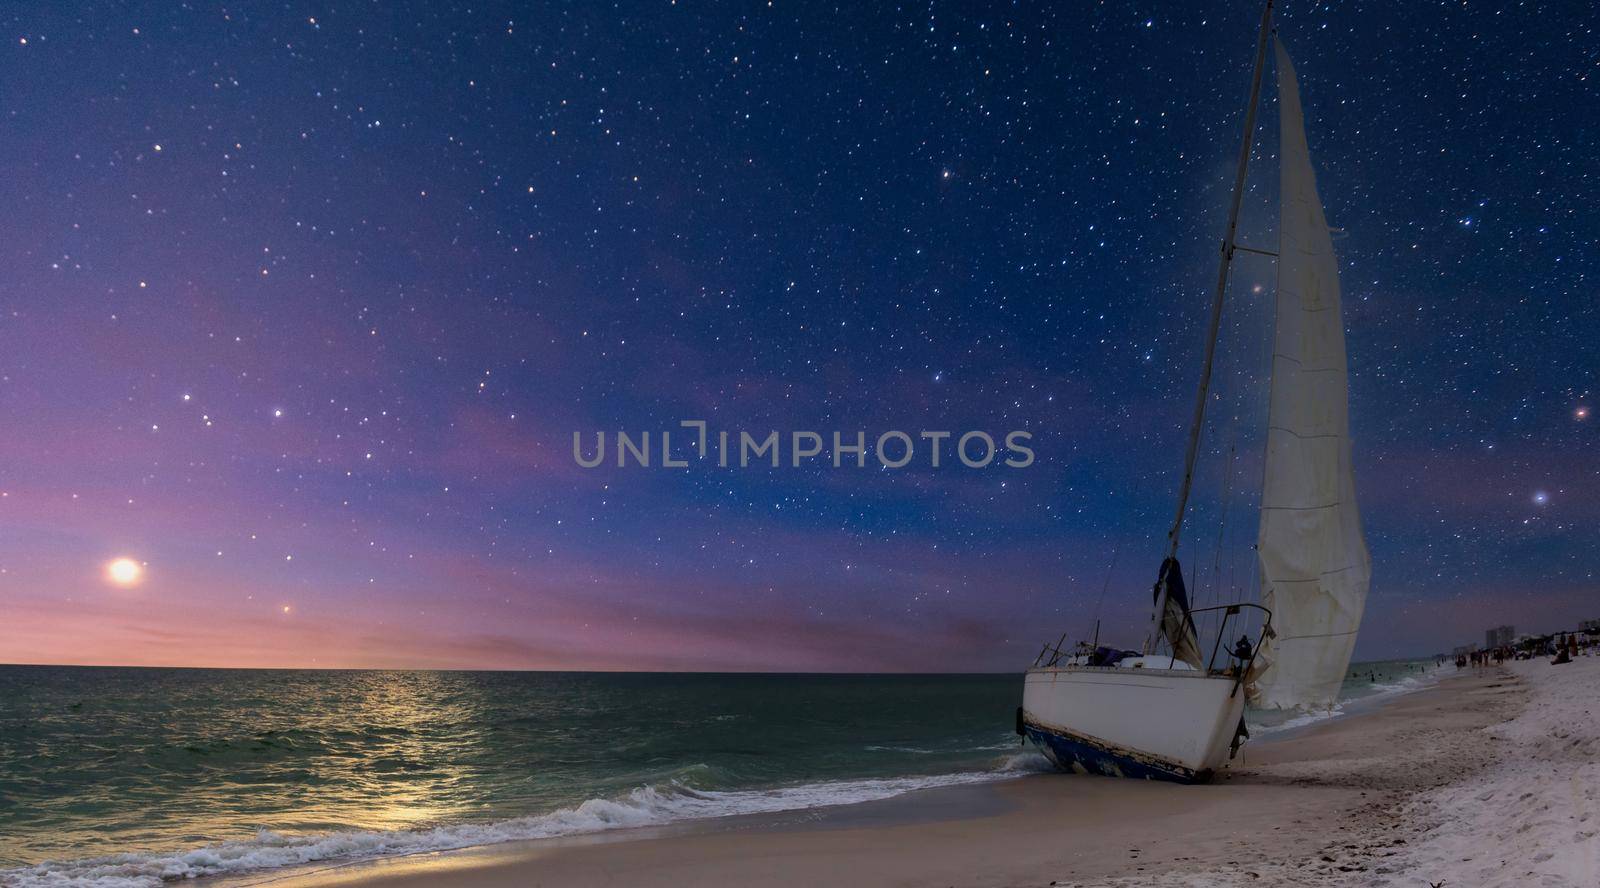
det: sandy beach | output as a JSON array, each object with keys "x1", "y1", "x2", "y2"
[{"x1": 219, "y1": 658, "x2": 1597, "y2": 888}]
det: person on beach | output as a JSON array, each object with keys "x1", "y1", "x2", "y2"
[{"x1": 1229, "y1": 635, "x2": 1253, "y2": 677}]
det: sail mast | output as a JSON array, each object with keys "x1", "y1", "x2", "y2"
[{"x1": 1149, "y1": 0, "x2": 1275, "y2": 645}]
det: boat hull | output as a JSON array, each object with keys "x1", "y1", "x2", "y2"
[
  {"x1": 1021, "y1": 666, "x2": 1246, "y2": 783},
  {"x1": 1023, "y1": 721, "x2": 1201, "y2": 782}
]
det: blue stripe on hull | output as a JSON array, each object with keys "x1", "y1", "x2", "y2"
[{"x1": 1023, "y1": 723, "x2": 1204, "y2": 784}]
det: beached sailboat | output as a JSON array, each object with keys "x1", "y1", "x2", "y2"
[{"x1": 1019, "y1": 1, "x2": 1371, "y2": 782}]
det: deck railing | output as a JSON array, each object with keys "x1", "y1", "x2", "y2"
[{"x1": 1033, "y1": 602, "x2": 1273, "y2": 698}]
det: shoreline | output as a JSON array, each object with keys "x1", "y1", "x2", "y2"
[{"x1": 220, "y1": 665, "x2": 1523, "y2": 888}]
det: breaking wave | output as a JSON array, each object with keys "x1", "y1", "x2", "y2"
[
  {"x1": 1250, "y1": 660, "x2": 1442, "y2": 735},
  {"x1": 2, "y1": 756, "x2": 1047, "y2": 887}
]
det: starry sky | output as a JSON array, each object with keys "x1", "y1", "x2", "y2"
[{"x1": 1, "y1": 1, "x2": 1594, "y2": 671}]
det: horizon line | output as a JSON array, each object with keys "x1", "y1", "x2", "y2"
[{"x1": 0, "y1": 656, "x2": 1445, "y2": 674}]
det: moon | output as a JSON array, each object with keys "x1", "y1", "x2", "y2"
[{"x1": 106, "y1": 557, "x2": 143, "y2": 586}]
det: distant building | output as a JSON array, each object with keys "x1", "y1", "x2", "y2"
[
  {"x1": 1486, "y1": 625, "x2": 1515, "y2": 648},
  {"x1": 1581, "y1": 618, "x2": 1600, "y2": 634}
]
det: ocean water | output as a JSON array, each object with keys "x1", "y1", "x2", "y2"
[
  {"x1": 0, "y1": 662, "x2": 1434, "y2": 885},
  {"x1": 1249, "y1": 657, "x2": 1442, "y2": 733}
]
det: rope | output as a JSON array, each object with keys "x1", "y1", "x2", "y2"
[{"x1": 1088, "y1": 472, "x2": 1144, "y2": 646}]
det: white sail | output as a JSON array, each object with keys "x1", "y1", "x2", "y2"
[{"x1": 1249, "y1": 38, "x2": 1371, "y2": 710}]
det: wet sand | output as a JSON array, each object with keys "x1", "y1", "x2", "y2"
[{"x1": 228, "y1": 668, "x2": 1523, "y2": 887}]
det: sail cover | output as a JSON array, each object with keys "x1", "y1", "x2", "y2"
[
  {"x1": 1154, "y1": 557, "x2": 1204, "y2": 668},
  {"x1": 1248, "y1": 39, "x2": 1371, "y2": 709}
]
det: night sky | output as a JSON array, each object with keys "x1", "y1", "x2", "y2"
[{"x1": 1, "y1": 2, "x2": 1594, "y2": 671}]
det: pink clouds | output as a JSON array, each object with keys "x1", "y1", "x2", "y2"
[{"x1": 0, "y1": 564, "x2": 1019, "y2": 672}]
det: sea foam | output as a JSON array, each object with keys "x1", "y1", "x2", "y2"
[
  {"x1": 1249, "y1": 660, "x2": 1443, "y2": 735},
  {"x1": 2, "y1": 756, "x2": 1047, "y2": 887}
]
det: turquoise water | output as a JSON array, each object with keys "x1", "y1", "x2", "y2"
[{"x1": 0, "y1": 662, "x2": 1435, "y2": 885}]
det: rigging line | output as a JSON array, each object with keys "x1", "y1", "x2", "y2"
[
  {"x1": 1087, "y1": 471, "x2": 1144, "y2": 645},
  {"x1": 1207, "y1": 442, "x2": 1238, "y2": 611},
  {"x1": 1233, "y1": 244, "x2": 1279, "y2": 258},
  {"x1": 1253, "y1": 22, "x2": 1284, "y2": 634},
  {"x1": 1276, "y1": 629, "x2": 1359, "y2": 641},
  {"x1": 1161, "y1": 0, "x2": 1275, "y2": 562},
  {"x1": 1261, "y1": 500, "x2": 1343, "y2": 512},
  {"x1": 1266, "y1": 426, "x2": 1342, "y2": 441},
  {"x1": 1228, "y1": 532, "x2": 1239, "y2": 603},
  {"x1": 1149, "y1": 0, "x2": 1275, "y2": 656},
  {"x1": 1270, "y1": 352, "x2": 1348, "y2": 371},
  {"x1": 1203, "y1": 438, "x2": 1237, "y2": 642}
]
